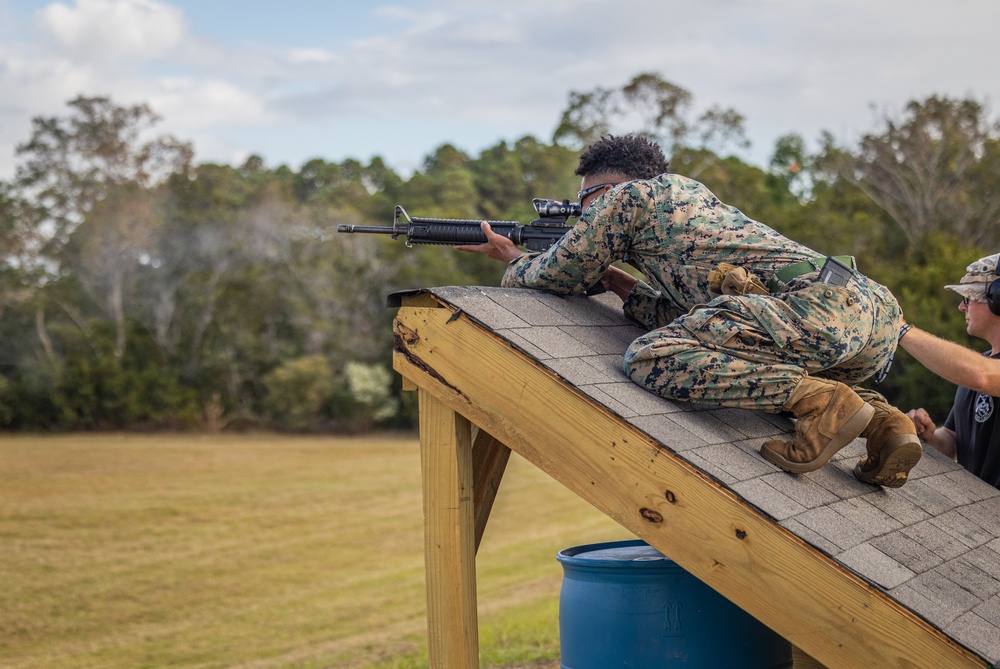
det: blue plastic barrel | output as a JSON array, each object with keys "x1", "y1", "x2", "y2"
[{"x1": 557, "y1": 539, "x2": 792, "y2": 668}]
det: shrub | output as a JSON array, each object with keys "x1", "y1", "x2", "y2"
[{"x1": 261, "y1": 355, "x2": 338, "y2": 431}]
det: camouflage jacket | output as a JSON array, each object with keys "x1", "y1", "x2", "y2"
[{"x1": 502, "y1": 174, "x2": 831, "y2": 329}]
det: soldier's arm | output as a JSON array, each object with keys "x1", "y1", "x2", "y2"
[{"x1": 501, "y1": 186, "x2": 643, "y2": 295}]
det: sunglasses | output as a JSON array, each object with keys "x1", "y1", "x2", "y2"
[{"x1": 577, "y1": 183, "x2": 614, "y2": 202}]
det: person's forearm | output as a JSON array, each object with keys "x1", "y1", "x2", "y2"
[
  {"x1": 899, "y1": 326, "x2": 1000, "y2": 395},
  {"x1": 926, "y1": 426, "x2": 958, "y2": 460},
  {"x1": 603, "y1": 265, "x2": 638, "y2": 300}
]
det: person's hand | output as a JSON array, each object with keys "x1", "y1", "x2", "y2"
[
  {"x1": 454, "y1": 221, "x2": 523, "y2": 263},
  {"x1": 906, "y1": 408, "x2": 936, "y2": 442},
  {"x1": 601, "y1": 265, "x2": 638, "y2": 301}
]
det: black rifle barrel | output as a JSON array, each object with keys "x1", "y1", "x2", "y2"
[
  {"x1": 336, "y1": 224, "x2": 398, "y2": 234},
  {"x1": 338, "y1": 215, "x2": 523, "y2": 244},
  {"x1": 403, "y1": 217, "x2": 520, "y2": 246}
]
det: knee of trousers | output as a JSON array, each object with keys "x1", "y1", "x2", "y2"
[{"x1": 623, "y1": 334, "x2": 685, "y2": 378}]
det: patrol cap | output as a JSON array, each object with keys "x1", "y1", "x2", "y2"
[{"x1": 944, "y1": 252, "x2": 1000, "y2": 300}]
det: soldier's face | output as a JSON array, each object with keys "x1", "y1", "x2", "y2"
[{"x1": 578, "y1": 177, "x2": 614, "y2": 210}]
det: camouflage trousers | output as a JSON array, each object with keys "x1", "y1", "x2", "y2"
[{"x1": 622, "y1": 275, "x2": 901, "y2": 412}]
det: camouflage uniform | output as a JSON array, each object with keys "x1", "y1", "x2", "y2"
[{"x1": 501, "y1": 174, "x2": 902, "y2": 412}]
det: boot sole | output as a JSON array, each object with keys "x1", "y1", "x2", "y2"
[
  {"x1": 760, "y1": 402, "x2": 875, "y2": 473},
  {"x1": 853, "y1": 434, "x2": 922, "y2": 488}
]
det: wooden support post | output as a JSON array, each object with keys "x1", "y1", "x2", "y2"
[
  {"x1": 471, "y1": 427, "x2": 510, "y2": 554},
  {"x1": 419, "y1": 388, "x2": 479, "y2": 668}
]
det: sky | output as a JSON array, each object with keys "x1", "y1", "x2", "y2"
[{"x1": 1, "y1": 0, "x2": 999, "y2": 182}]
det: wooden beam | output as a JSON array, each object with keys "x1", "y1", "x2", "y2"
[
  {"x1": 471, "y1": 427, "x2": 511, "y2": 554},
  {"x1": 395, "y1": 306, "x2": 986, "y2": 669},
  {"x1": 419, "y1": 388, "x2": 479, "y2": 668}
]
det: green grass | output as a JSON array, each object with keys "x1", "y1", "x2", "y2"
[{"x1": 0, "y1": 433, "x2": 630, "y2": 668}]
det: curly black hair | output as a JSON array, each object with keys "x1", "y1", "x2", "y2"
[{"x1": 575, "y1": 134, "x2": 669, "y2": 180}]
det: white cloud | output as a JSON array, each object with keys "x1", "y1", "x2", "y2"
[
  {"x1": 38, "y1": 0, "x2": 187, "y2": 61},
  {"x1": 151, "y1": 78, "x2": 275, "y2": 128},
  {"x1": 287, "y1": 49, "x2": 335, "y2": 65}
]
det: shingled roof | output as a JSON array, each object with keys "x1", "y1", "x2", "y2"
[{"x1": 390, "y1": 285, "x2": 1000, "y2": 668}]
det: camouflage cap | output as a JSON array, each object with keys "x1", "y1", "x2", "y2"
[{"x1": 944, "y1": 252, "x2": 1000, "y2": 300}]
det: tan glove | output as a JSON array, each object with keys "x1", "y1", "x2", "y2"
[{"x1": 708, "y1": 263, "x2": 769, "y2": 296}]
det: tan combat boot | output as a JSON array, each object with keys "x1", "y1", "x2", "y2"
[
  {"x1": 760, "y1": 377, "x2": 875, "y2": 473},
  {"x1": 852, "y1": 394, "x2": 922, "y2": 488}
]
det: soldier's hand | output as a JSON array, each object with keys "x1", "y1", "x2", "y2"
[
  {"x1": 601, "y1": 265, "x2": 638, "y2": 301},
  {"x1": 454, "y1": 222, "x2": 523, "y2": 263}
]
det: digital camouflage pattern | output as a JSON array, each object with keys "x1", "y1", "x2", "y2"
[{"x1": 501, "y1": 174, "x2": 902, "y2": 411}]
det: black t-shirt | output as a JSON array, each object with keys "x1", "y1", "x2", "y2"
[{"x1": 944, "y1": 350, "x2": 1000, "y2": 489}]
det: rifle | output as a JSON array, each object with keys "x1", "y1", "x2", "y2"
[
  {"x1": 338, "y1": 197, "x2": 606, "y2": 295},
  {"x1": 337, "y1": 198, "x2": 583, "y2": 252}
]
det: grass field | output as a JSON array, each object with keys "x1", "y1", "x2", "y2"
[{"x1": 0, "y1": 433, "x2": 631, "y2": 668}]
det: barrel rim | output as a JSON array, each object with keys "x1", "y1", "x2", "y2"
[{"x1": 556, "y1": 538, "x2": 681, "y2": 569}]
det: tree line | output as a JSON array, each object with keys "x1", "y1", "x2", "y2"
[{"x1": 1, "y1": 73, "x2": 996, "y2": 432}]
